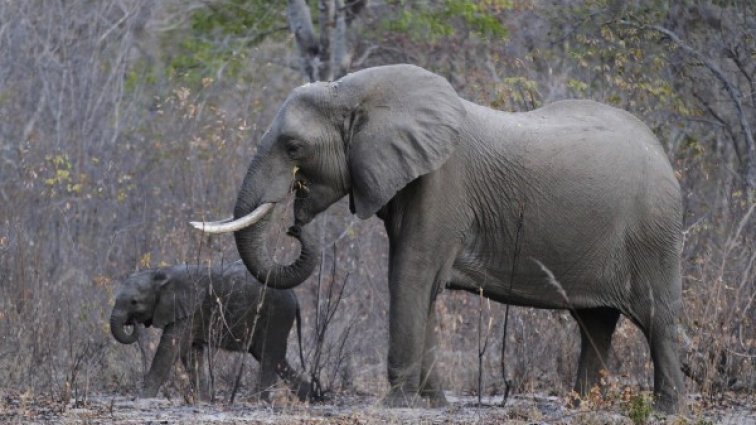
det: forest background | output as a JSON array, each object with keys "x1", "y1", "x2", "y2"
[{"x1": 0, "y1": 0, "x2": 753, "y2": 421}]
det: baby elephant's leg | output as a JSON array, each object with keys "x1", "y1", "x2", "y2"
[
  {"x1": 193, "y1": 344, "x2": 210, "y2": 400},
  {"x1": 142, "y1": 323, "x2": 188, "y2": 398},
  {"x1": 275, "y1": 359, "x2": 312, "y2": 401},
  {"x1": 249, "y1": 331, "x2": 277, "y2": 401},
  {"x1": 251, "y1": 323, "x2": 302, "y2": 402},
  {"x1": 180, "y1": 343, "x2": 210, "y2": 402}
]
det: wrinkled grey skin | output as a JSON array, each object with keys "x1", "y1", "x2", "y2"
[
  {"x1": 110, "y1": 263, "x2": 312, "y2": 402},
  {"x1": 227, "y1": 65, "x2": 685, "y2": 412}
]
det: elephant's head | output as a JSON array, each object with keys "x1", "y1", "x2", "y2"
[
  {"x1": 192, "y1": 65, "x2": 466, "y2": 288},
  {"x1": 110, "y1": 267, "x2": 201, "y2": 344}
]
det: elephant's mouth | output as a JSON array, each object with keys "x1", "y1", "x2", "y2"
[
  {"x1": 293, "y1": 175, "x2": 310, "y2": 197},
  {"x1": 129, "y1": 313, "x2": 151, "y2": 328},
  {"x1": 294, "y1": 186, "x2": 309, "y2": 200},
  {"x1": 191, "y1": 171, "x2": 308, "y2": 234}
]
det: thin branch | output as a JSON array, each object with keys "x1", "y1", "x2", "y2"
[
  {"x1": 500, "y1": 205, "x2": 525, "y2": 406},
  {"x1": 351, "y1": 44, "x2": 378, "y2": 68},
  {"x1": 477, "y1": 287, "x2": 492, "y2": 405},
  {"x1": 620, "y1": 20, "x2": 756, "y2": 195},
  {"x1": 692, "y1": 90, "x2": 742, "y2": 163},
  {"x1": 729, "y1": 42, "x2": 755, "y2": 106},
  {"x1": 531, "y1": 258, "x2": 611, "y2": 377}
]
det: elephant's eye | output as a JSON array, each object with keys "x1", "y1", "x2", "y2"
[
  {"x1": 285, "y1": 139, "x2": 312, "y2": 160},
  {"x1": 130, "y1": 299, "x2": 137, "y2": 305}
]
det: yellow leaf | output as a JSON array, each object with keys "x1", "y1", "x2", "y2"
[{"x1": 139, "y1": 252, "x2": 152, "y2": 269}]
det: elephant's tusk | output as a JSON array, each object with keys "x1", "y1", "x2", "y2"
[
  {"x1": 198, "y1": 216, "x2": 235, "y2": 225},
  {"x1": 190, "y1": 203, "x2": 274, "y2": 233}
]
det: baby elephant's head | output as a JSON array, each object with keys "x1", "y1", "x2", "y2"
[{"x1": 109, "y1": 269, "x2": 169, "y2": 344}]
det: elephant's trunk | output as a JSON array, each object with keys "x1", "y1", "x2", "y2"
[
  {"x1": 233, "y1": 202, "x2": 319, "y2": 289},
  {"x1": 110, "y1": 313, "x2": 138, "y2": 344}
]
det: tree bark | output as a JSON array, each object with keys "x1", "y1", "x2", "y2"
[
  {"x1": 332, "y1": 0, "x2": 349, "y2": 79},
  {"x1": 287, "y1": 0, "x2": 359, "y2": 82},
  {"x1": 287, "y1": 0, "x2": 320, "y2": 82},
  {"x1": 318, "y1": 0, "x2": 334, "y2": 81}
]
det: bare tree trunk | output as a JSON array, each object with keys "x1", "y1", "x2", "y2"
[
  {"x1": 331, "y1": 0, "x2": 349, "y2": 79},
  {"x1": 287, "y1": 0, "x2": 357, "y2": 82},
  {"x1": 318, "y1": 0, "x2": 334, "y2": 81},
  {"x1": 287, "y1": 0, "x2": 320, "y2": 82}
]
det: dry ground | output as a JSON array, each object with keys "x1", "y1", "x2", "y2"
[{"x1": 1, "y1": 391, "x2": 753, "y2": 424}]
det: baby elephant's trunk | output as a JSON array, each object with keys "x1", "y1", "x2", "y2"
[{"x1": 110, "y1": 313, "x2": 138, "y2": 344}]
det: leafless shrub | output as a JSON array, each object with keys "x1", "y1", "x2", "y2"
[
  {"x1": 681, "y1": 203, "x2": 755, "y2": 396},
  {"x1": 304, "y1": 244, "x2": 352, "y2": 398}
]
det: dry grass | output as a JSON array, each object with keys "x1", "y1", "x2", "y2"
[{"x1": 1, "y1": 391, "x2": 753, "y2": 424}]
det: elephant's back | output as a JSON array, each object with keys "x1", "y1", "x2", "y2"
[
  {"x1": 525, "y1": 99, "x2": 667, "y2": 155},
  {"x1": 463, "y1": 99, "x2": 678, "y2": 192},
  {"x1": 199, "y1": 266, "x2": 297, "y2": 346},
  {"x1": 526, "y1": 99, "x2": 681, "y2": 216}
]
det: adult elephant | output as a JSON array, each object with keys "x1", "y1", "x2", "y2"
[{"x1": 192, "y1": 64, "x2": 685, "y2": 413}]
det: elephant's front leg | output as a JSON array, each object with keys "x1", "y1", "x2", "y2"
[
  {"x1": 142, "y1": 323, "x2": 188, "y2": 398},
  {"x1": 384, "y1": 250, "x2": 452, "y2": 407},
  {"x1": 418, "y1": 304, "x2": 447, "y2": 406}
]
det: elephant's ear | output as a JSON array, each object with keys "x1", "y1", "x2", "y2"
[
  {"x1": 341, "y1": 65, "x2": 466, "y2": 218},
  {"x1": 151, "y1": 268, "x2": 204, "y2": 329}
]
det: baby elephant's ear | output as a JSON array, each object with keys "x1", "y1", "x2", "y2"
[{"x1": 151, "y1": 268, "x2": 204, "y2": 329}]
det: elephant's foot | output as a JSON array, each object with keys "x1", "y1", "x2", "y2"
[
  {"x1": 422, "y1": 392, "x2": 448, "y2": 408},
  {"x1": 139, "y1": 385, "x2": 160, "y2": 399},
  {"x1": 255, "y1": 390, "x2": 272, "y2": 404},
  {"x1": 383, "y1": 388, "x2": 447, "y2": 408},
  {"x1": 296, "y1": 382, "x2": 330, "y2": 403},
  {"x1": 419, "y1": 385, "x2": 448, "y2": 407},
  {"x1": 196, "y1": 390, "x2": 211, "y2": 403},
  {"x1": 383, "y1": 389, "x2": 420, "y2": 408},
  {"x1": 294, "y1": 385, "x2": 311, "y2": 403},
  {"x1": 653, "y1": 391, "x2": 686, "y2": 415}
]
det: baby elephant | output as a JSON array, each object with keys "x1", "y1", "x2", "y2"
[{"x1": 110, "y1": 263, "x2": 312, "y2": 402}]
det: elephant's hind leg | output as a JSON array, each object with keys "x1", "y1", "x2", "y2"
[
  {"x1": 571, "y1": 307, "x2": 620, "y2": 397},
  {"x1": 180, "y1": 343, "x2": 210, "y2": 401},
  {"x1": 250, "y1": 323, "x2": 289, "y2": 402},
  {"x1": 275, "y1": 359, "x2": 312, "y2": 401},
  {"x1": 250, "y1": 340, "x2": 276, "y2": 401},
  {"x1": 647, "y1": 318, "x2": 685, "y2": 413},
  {"x1": 628, "y1": 263, "x2": 686, "y2": 414}
]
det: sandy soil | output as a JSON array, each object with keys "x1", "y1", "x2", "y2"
[{"x1": 1, "y1": 391, "x2": 753, "y2": 424}]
